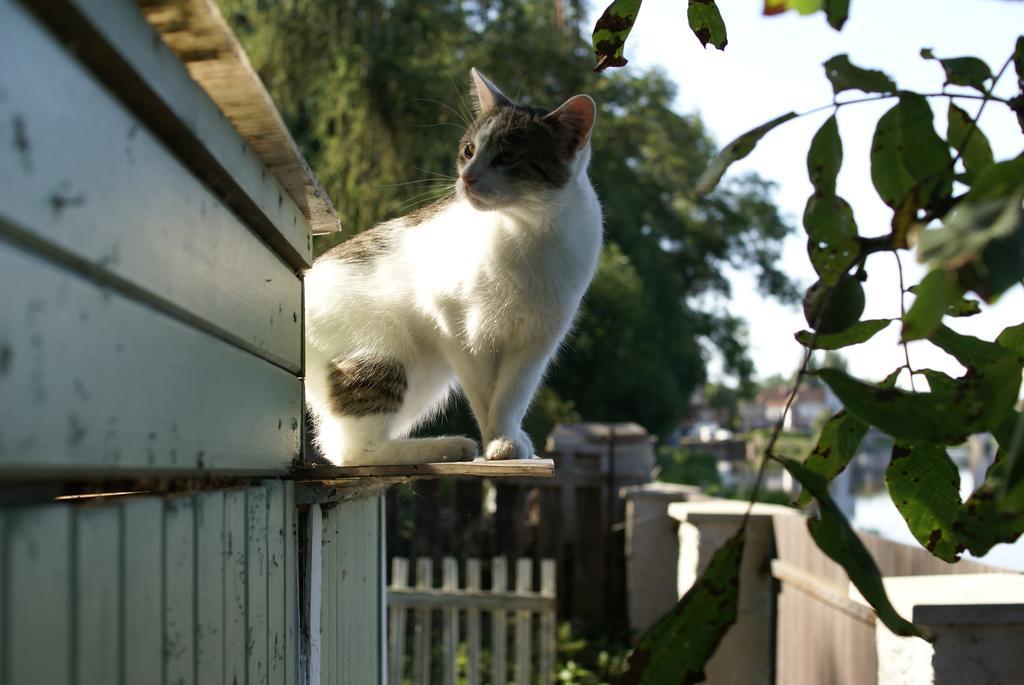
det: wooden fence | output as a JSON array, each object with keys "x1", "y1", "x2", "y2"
[
  {"x1": 387, "y1": 424, "x2": 655, "y2": 629},
  {"x1": 388, "y1": 556, "x2": 557, "y2": 685},
  {"x1": 771, "y1": 514, "x2": 1003, "y2": 685}
]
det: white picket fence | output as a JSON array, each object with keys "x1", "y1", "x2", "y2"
[{"x1": 387, "y1": 556, "x2": 557, "y2": 685}]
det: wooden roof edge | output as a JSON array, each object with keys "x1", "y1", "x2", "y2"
[{"x1": 140, "y1": 0, "x2": 342, "y2": 235}]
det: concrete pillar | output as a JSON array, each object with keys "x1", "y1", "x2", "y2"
[
  {"x1": 850, "y1": 573, "x2": 1024, "y2": 685},
  {"x1": 669, "y1": 501, "x2": 800, "y2": 685},
  {"x1": 620, "y1": 482, "x2": 710, "y2": 639}
]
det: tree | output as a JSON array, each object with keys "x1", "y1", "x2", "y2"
[
  {"x1": 219, "y1": 0, "x2": 797, "y2": 439},
  {"x1": 590, "y1": 1, "x2": 1024, "y2": 682}
]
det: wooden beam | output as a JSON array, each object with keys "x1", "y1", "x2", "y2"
[
  {"x1": 138, "y1": 0, "x2": 340, "y2": 236},
  {"x1": 295, "y1": 458, "x2": 554, "y2": 482}
]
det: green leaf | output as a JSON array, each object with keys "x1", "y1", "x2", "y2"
[
  {"x1": 946, "y1": 296, "x2": 981, "y2": 317},
  {"x1": 795, "y1": 319, "x2": 890, "y2": 350},
  {"x1": 779, "y1": 458, "x2": 924, "y2": 638},
  {"x1": 823, "y1": 0, "x2": 850, "y2": 29},
  {"x1": 764, "y1": 0, "x2": 823, "y2": 16},
  {"x1": 695, "y1": 112, "x2": 797, "y2": 195},
  {"x1": 996, "y1": 409, "x2": 1024, "y2": 509},
  {"x1": 1014, "y1": 36, "x2": 1024, "y2": 84},
  {"x1": 918, "y1": 158, "x2": 1024, "y2": 301},
  {"x1": 921, "y1": 49, "x2": 993, "y2": 92},
  {"x1": 687, "y1": 1, "x2": 728, "y2": 51},
  {"x1": 886, "y1": 443, "x2": 963, "y2": 562},
  {"x1": 808, "y1": 115, "x2": 842, "y2": 195},
  {"x1": 803, "y1": 195, "x2": 861, "y2": 285},
  {"x1": 997, "y1": 321, "x2": 1024, "y2": 356},
  {"x1": 955, "y1": 418, "x2": 1024, "y2": 557},
  {"x1": 817, "y1": 324, "x2": 1023, "y2": 445},
  {"x1": 592, "y1": 0, "x2": 643, "y2": 72},
  {"x1": 795, "y1": 410, "x2": 869, "y2": 506},
  {"x1": 620, "y1": 531, "x2": 745, "y2": 685},
  {"x1": 901, "y1": 269, "x2": 962, "y2": 342},
  {"x1": 870, "y1": 93, "x2": 953, "y2": 213},
  {"x1": 823, "y1": 54, "x2": 897, "y2": 95},
  {"x1": 948, "y1": 103, "x2": 994, "y2": 185}
]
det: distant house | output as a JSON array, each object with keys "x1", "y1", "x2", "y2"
[{"x1": 740, "y1": 384, "x2": 833, "y2": 432}]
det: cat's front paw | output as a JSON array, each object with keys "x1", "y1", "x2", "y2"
[
  {"x1": 484, "y1": 432, "x2": 534, "y2": 460},
  {"x1": 438, "y1": 436, "x2": 479, "y2": 462}
]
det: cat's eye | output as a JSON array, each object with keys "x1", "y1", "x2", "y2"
[
  {"x1": 462, "y1": 142, "x2": 475, "y2": 159},
  {"x1": 492, "y1": 149, "x2": 521, "y2": 167}
]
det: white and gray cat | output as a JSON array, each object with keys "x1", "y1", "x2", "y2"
[{"x1": 304, "y1": 69, "x2": 602, "y2": 465}]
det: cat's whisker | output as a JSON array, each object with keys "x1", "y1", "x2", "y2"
[
  {"x1": 407, "y1": 98, "x2": 472, "y2": 128},
  {"x1": 378, "y1": 179, "x2": 452, "y2": 188},
  {"x1": 412, "y1": 122, "x2": 465, "y2": 131},
  {"x1": 379, "y1": 188, "x2": 454, "y2": 220},
  {"x1": 411, "y1": 166, "x2": 457, "y2": 181},
  {"x1": 447, "y1": 72, "x2": 477, "y2": 125}
]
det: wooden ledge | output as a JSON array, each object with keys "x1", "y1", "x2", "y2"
[
  {"x1": 294, "y1": 458, "x2": 553, "y2": 504},
  {"x1": 294, "y1": 458, "x2": 553, "y2": 482}
]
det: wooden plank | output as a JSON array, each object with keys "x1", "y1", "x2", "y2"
[
  {"x1": 164, "y1": 495, "x2": 196, "y2": 685},
  {"x1": 389, "y1": 557, "x2": 410, "y2": 685},
  {"x1": 223, "y1": 488, "x2": 248, "y2": 685},
  {"x1": 0, "y1": 243, "x2": 302, "y2": 476},
  {"x1": 4, "y1": 505, "x2": 73, "y2": 685},
  {"x1": 387, "y1": 589, "x2": 555, "y2": 613},
  {"x1": 515, "y1": 558, "x2": 532, "y2": 685},
  {"x1": 139, "y1": 0, "x2": 340, "y2": 236},
  {"x1": 248, "y1": 484, "x2": 270, "y2": 684},
  {"x1": 0, "y1": 0, "x2": 302, "y2": 373},
  {"x1": 442, "y1": 557, "x2": 459, "y2": 685},
  {"x1": 121, "y1": 497, "x2": 163, "y2": 684},
  {"x1": 491, "y1": 557, "x2": 508, "y2": 685},
  {"x1": 75, "y1": 505, "x2": 122, "y2": 684},
  {"x1": 0, "y1": 511, "x2": 5, "y2": 678},
  {"x1": 466, "y1": 559, "x2": 483, "y2": 685},
  {"x1": 28, "y1": 0, "x2": 315, "y2": 268},
  {"x1": 329, "y1": 501, "x2": 342, "y2": 683},
  {"x1": 331, "y1": 496, "x2": 382, "y2": 684},
  {"x1": 771, "y1": 559, "x2": 876, "y2": 625},
  {"x1": 321, "y1": 505, "x2": 334, "y2": 685},
  {"x1": 283, "y1": 481, "x2": 298, "y2": 685},
  {"x1": 413, "y1": 557, "x2": 433, "y2": 685},
  {"x1": 539, "y1": 560, "x2": 557, "y2": 685},
  {"x1": 295, "y1": 458, "x2": 554, "y2": 481},
  {"x1": 195, "y1": 489, "x2": 226, "y2": 684},
  {"x1": 307, "y1": 504, "x2": 323, "y2": 685},
  {"x1": 266, "y1": 480, "x2": 286, "y2": 683}
]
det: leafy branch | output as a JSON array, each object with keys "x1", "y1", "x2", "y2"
[{"x1": 596, "y1": 1, "x2": 1024, "y2": 682}]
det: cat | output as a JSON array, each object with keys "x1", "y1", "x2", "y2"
[{"x1": 303, "y1": 68, "x2": 602, "y2": 466}]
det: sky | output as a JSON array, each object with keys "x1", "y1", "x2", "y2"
[{"x1": 591, "y1": 0, "x2": 1024, "y2": 387}]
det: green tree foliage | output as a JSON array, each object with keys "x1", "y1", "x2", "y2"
[
  {"x1": 592, "y1": 1, "x2": 1024, "y2": 680},
  {"x1": 219, "y1": 0, "x2": 796, "y2": 438}
]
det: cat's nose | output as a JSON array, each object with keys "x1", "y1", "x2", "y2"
[{"x1": 461, "y1": 173, "x2": 478, "y2": 187}]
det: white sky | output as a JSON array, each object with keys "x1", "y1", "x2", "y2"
[{"x1": 595, "y1": 0, "x2": 1024, "y2": 386}]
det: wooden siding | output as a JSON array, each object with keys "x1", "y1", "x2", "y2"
[
  {"x1": 27, "y1": 0, "x2": 315, "y2": 269},
  {"x1": 0, "y1": 244, "x2": 302, "y2": 475},
  {"x1": 0, "y1": 0, "x2": 302, "y2": 372},
  {"x1": 140, "y1": 0, "x2": 341, "y2": 236},
  {"x1": 317, "y1": 495, "x2": 383, "y2": 685},
  {"x1": 0, "y1": 481, "x2": 298, "y2": 684}
]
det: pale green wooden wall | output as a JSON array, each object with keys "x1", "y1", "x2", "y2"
[
  {"x1": 0, "y1": 0, "x2": 385, "y2": 682},
  {"x1": 0, "y1": 481, "x2": 299, "y2": 684}
]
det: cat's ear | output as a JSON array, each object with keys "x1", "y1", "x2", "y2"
[
  {"x1": 470, "y1": 68, "x2": 511, "y2": 114},
  {"x1": 544, "y1": 95, "x2": 597, "y2": 155}
]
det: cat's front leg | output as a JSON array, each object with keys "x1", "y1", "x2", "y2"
[{"x1": 483, "y1": 344, "x2": 553, "y2": 460}]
